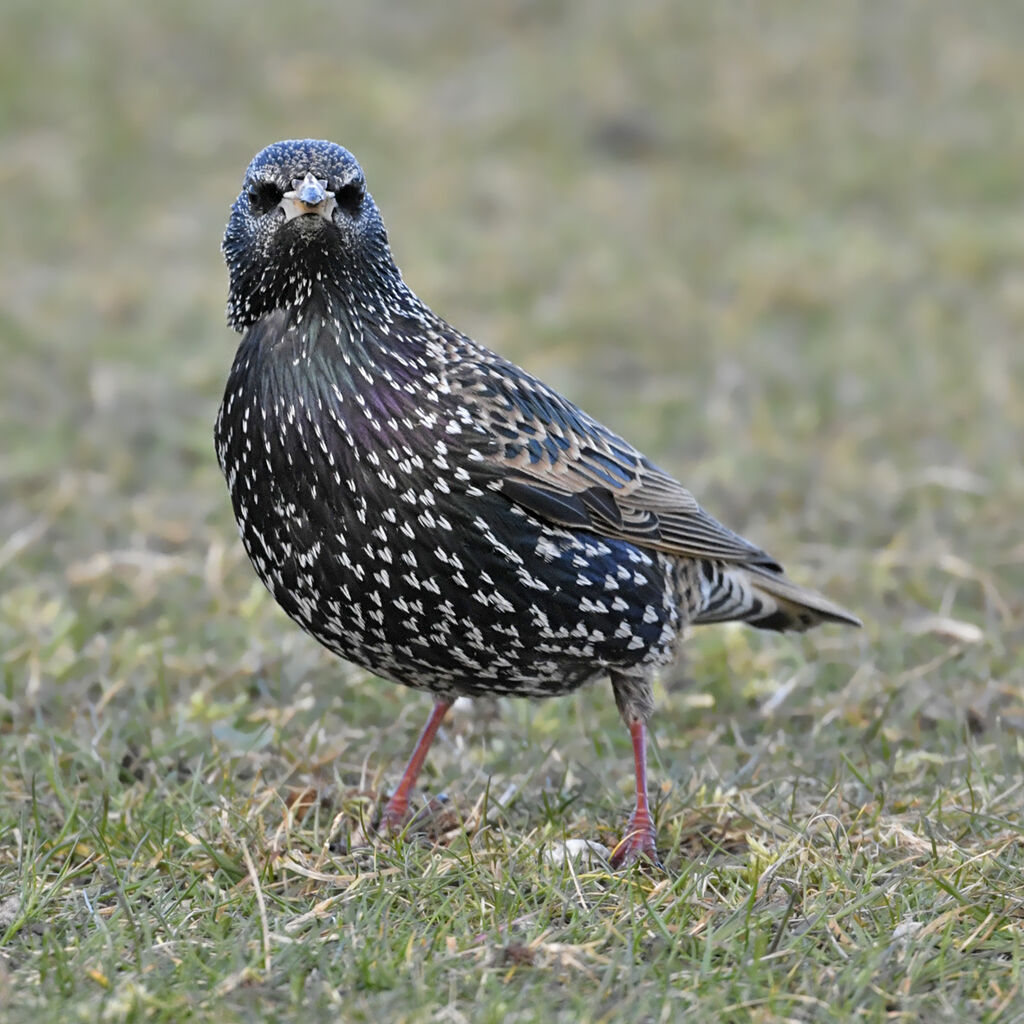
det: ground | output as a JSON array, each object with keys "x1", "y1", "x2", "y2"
[{"x1": 1, "y1": 2, "x2": 1023, "y2": 1022}]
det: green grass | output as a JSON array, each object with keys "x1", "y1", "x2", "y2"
[{"x1": 2, "y1": 1, "x2": 1024, "y2": 1021}]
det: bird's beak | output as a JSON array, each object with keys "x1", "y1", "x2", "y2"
[{"x1": 279, "y1": 171, "x2": 337, "y2": 222}]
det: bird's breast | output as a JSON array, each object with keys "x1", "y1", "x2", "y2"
[{"x1": 215, "y1": 316, "x2": 685, "y2": 692}]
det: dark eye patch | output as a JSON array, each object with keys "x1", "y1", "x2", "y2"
[
  {"x1": 247, "y1": 180, "x2": 284, "y2": 216},
  {"x1": 335, "y1": 180, "x2": 364, "y2": 215}
]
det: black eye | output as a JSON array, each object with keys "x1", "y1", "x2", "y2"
[
  {"x1": 335, "y1": 181, "x2": 364, "y2": 215},
  {"x1": 247, "y1": 181, "x2": 284, "y2": 216}
]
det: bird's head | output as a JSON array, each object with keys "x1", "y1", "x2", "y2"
[{"x1": 223, "y1": 139, "x2": 393, "y2": 330}]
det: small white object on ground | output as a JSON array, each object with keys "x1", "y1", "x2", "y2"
[
  {"x1": 544, "y1": 839, "x2": 611, "y2": 866},
  {"x1": 891, "y1": 920, "x2": 924, "y2": 944}
]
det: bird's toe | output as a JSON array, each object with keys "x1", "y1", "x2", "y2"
[{"x1": 609, "y1": 818, "x2": 663, "y2": 871}]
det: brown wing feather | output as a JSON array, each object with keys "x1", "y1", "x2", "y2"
[{"x1": 441, "y1": 344, "x2": 781, "y2": 568}]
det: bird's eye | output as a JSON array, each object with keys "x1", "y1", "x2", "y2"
[
  {"x1": 335, "y1": 181, "x2": 365, "y2": 215},
  {"x1": 247, "y1": 181, "x2": 284, "y2": 216}
]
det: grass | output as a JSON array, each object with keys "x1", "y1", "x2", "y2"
[{"x1": 2, "y1": 1, "x2": 1024, "y2": 1021}]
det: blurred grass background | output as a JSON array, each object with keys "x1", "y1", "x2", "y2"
[{"x1": 2, "y1": 1, "x2": 1023, "y2": 1021}]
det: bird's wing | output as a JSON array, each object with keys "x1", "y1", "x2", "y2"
[{"x1": 445, "y1": 350, "x2": 780, "y2": 568}]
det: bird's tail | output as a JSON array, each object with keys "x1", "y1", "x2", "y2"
[{"x1": 690, "y1": 561, "x2": 862, "y2": 632}]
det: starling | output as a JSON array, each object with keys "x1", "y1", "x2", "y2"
[{"x1": 216, "y1": 139, "x2": 860, "y2": 868}]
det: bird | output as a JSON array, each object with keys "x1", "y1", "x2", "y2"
[{"x1": 215, "y1": 139, "x2": 861, "y2": 868}]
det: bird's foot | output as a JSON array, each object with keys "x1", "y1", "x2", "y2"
[
  {"x1": 376, "y1": 797, "x2": 409, "y2": 835},
  {"x1": 349, "y1": 795, "x2": 410, "y2": 851},
  {"x1": 609, "y1": 814, "x2": 662, "y2": 870},
  {"x1": 376, "y1": 793, "x2": 453, "y2": 838}
]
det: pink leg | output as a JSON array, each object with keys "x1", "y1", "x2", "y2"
[
  {"x1": 609, "y1": 719, "x2": 662, "y2": 869},
  {"x1": 378, "y1": 699, "x2": 452, "y2": 833}
]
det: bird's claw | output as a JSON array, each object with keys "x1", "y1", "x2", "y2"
[
  {"x1": 609, "y1": 817, "x2": 662, "y2": 870},
  {"x1": 376, "y1": 792, "x2": 451, "y2": 837},
  {"x1": 375, "y1": 802, "x2": 409, "y2": 836}
]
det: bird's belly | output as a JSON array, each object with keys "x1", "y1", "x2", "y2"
[{"x1": 233, "y1": 468, "x2": 685, "y2": 697}]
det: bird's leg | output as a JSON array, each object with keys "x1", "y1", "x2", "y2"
[
  {"x1": 378, "y1": 699, "x2": 452, "y2": 833},
  {"x1": 609, "y1": 718, "x2": 662, "y2": 869}
]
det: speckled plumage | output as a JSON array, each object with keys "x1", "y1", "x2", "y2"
[{"x1": 216, "y1": 139, "x2": 860, "y2": 866}]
